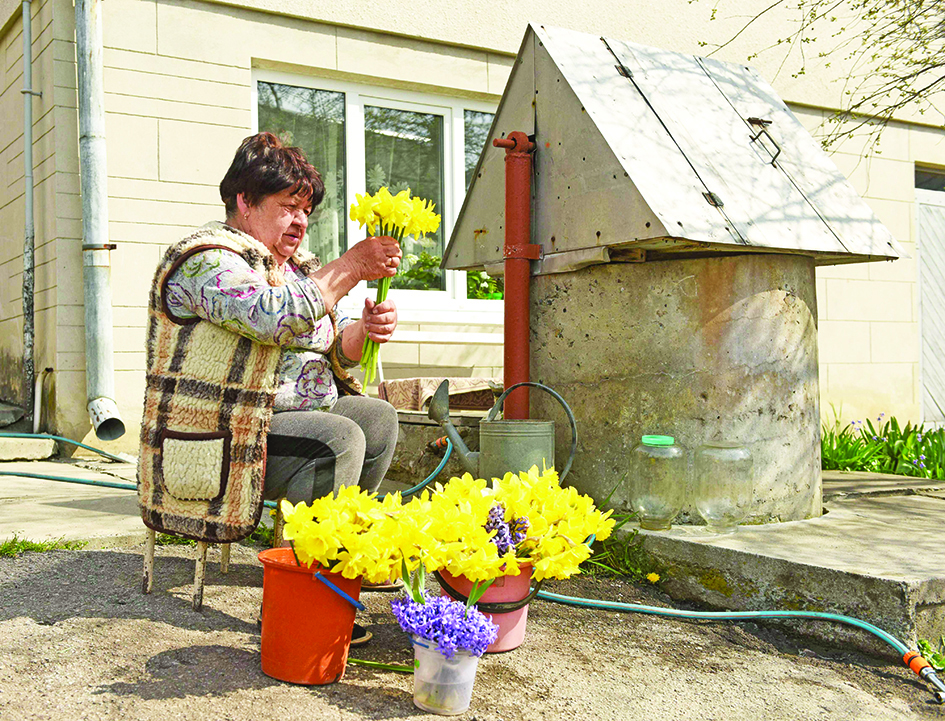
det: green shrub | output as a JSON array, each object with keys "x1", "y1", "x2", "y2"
[{"x1": 822, "y1": 410, "x2": 945, "y2": 479}]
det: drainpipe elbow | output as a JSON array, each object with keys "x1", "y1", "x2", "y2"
[{"x1": 88, "y1": 396, "x2": 124, "y2": 441}]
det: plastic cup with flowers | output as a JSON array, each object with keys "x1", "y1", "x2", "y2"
[
  {"x1": 348, "y1": 187, "x2": 441, "y2": 384},
  {"x1": 402, "y1": 466, "x2": 617, "y2": 651},
  {"x1": 391, "y1": 560, "x2": 498, "y2": 715}
]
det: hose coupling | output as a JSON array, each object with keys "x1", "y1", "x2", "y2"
[{"x1": 903, "y1": 651, "x2": 945, "y2": 704}]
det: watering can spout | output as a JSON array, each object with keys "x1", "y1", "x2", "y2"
[{"x1": 428, "y1": 380, "x2": 480, "y2": 476}]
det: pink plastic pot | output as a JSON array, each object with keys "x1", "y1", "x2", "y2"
[{"x1": 437, "y1": 565, "x2": 538, "y2": 653}]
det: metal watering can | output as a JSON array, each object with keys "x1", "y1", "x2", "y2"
[{"x1": 428, "y1": 381, "x2": 577, "y2": 482}]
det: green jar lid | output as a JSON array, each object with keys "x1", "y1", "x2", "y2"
[{"x1": 642, "y1": 435, "x2": 675, "y2": 446}]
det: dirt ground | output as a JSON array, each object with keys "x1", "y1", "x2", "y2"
[{"x1": 0, "y1": 542, "x2": 941, "y2": 721}]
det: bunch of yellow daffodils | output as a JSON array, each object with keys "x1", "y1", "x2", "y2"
[
  {"x1": 410, "y1": 467, "x2": 616, "y2": 583},
  {"x1": 280, "y1": 486, "x2": 412, "y2": 584},
  {"x1": 348, "y1": 187, "x2": 441, "y2": 384},
  {"x1": 403, "y1": 475, "x2": 523, "y2": 583},
  {"x1": 492, "y1": 466, "x2": 616, "y2": 580},
  {"x1": 278, "y1": 466, "x2": 615, "y2": 586}
]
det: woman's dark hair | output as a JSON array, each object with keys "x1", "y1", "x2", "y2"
[{"x1": 219, "y1": 132, "x2": 325, "y2": 217}]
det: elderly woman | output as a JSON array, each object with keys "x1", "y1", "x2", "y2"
[{"x1": 138, "y1": 134, "x2": 402, "y2": 622}]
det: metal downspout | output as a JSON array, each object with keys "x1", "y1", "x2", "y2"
[
  {"x1": 75, "y1": 0, "x2": 124, "y2": 440},
  {"x1": 21, "y1": 0, "x2": 39, "y2": 431},
  {"x1": 493, "y1": 132, "x2": 540, "y2": 420}
]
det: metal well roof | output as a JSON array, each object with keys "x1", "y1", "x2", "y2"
[{"x1": 444, "y1": 24, "x2": 903, "y2": 273}]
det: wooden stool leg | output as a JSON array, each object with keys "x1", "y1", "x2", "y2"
[
  {"x1": 220, "y1": 543, "x2": 230, "y2": 574},
  {"x1": 273, "y1": 503, "x2": 285, "y2": 547},
  {"x1": 193, "y1": 540, "x2": 208, "y2": 611},
  {"x1": 142, "y1": 527, "x2": 155, "y2": 594}
]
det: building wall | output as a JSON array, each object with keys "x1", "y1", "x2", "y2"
[
  {"x1": 67, "y1": 0, "x2": 508, "y2": 450},
  {"x1": 0, "y1": 0, "x2": 71, "y2": 425},
  {"x1": 799, "y1": 109, "x2": 943, "y2": 426},
  {"x1": 0, "y1": 0, "x2": 942, "y2": 452}
]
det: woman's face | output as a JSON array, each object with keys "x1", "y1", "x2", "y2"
[{"x1": 239, "y1": 188, "x2": 312, "y2": 265}]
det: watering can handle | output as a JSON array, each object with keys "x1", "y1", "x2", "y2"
[{"x1": 486, "y1": 382, "x2": 578, "y2": 483}]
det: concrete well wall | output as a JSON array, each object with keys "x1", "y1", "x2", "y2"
[{"x1": 530, "y1": 253, "x2": 822, "y2": 523}]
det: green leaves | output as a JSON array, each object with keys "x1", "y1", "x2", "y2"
[
  {"x1": 466, "y1": 579, "x2": 495, "y2": 612},
  {"x1": 581, "y1": 483, "x2": 660, "y2": 581},
  {"x1": 0, "y1": 534, "x2": 86, "y2": 557},
  {"x1": 822, "y1": 410, "x2": 945, "y2": 480},
  {"x1": 403, "y1": 557, "x2": 426, "y2": 605},
  {"x1": 918, "y1": 638, "x2": 945, "y2": 671},
  {"x1": 466, "y1": 269, "x2": 504, "y2": 299}
]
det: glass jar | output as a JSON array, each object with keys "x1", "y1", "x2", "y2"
[
  {"x1": 693, "y1": 442, "x2": 753, "y2": 534},
  {"x1": 628, "y1": 435, "x2": 686, "y2": 530}
]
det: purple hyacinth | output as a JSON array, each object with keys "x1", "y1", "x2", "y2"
[
  {"x1": 484, "y1": 503, "x2": 529, "y2": 555},
  {"x1": 510, "y1": 515, "x2": 529, "y2": 545},
  {"x1": 390, "y1": 593, "x2": 498, "y2": 657}
]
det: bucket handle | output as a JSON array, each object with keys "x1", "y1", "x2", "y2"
[
  {"x1": 486, "y1": 381, "x2": 578, "y2": 482},
  {"x1": 313, "y1": 571, "x2": 365, "y2": 611},
  {"x1": 288, "y1": 541, "x2": 365, "y2": 612},
  {"x1": 434, "y1": 571, "x2": 544, "y2": 613}
]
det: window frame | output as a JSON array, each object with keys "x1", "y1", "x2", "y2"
[{"x1": 252, "y1": 70, "x2": 502, "y2": 323}]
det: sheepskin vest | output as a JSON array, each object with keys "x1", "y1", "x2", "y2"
[{"x1": 137, "y1": 222, "x2": 361, "y2": 543}]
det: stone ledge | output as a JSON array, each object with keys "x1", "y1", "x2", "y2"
[
  {"x1": 0, "y1": 437, "x2": 56, "y2": 461},
  {"x1": 637, "y1": 494, "x2": 945, "y2": 657},
  {"x1": 0, "y1": 402, "x2": 23, "y2": 427}
]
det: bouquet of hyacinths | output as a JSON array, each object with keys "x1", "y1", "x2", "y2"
[
  {"x1": 405, "y1": 466, "x2": 616, "y2": 585},
  {"x1": 392, "y1": 563, "x2": 498, "y2": 658},
  {"x1": 392, "y1": 563, "x2": 497, "y2": 715},
  {"x1": 349, "y1": 187, "x2": 441, "y2": 384},
  {"x1": 279, "y1": 486, "x2": 412, "y2": 584}
]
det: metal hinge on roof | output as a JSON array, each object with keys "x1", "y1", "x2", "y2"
[{"x1": 703, "y1": 192, "x2": 724, "y2": 208}]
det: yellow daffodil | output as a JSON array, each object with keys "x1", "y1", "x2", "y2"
[{"x1": 347, "y1": 185, "x2": 442, "y2": 384}]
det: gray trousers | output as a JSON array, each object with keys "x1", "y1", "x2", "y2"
[{"x1": 263, "y1": 396, "x2": 399, "y2": 504}]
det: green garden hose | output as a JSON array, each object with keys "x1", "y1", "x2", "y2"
[
  {"x1": 535, "y1": 590, "x2": 945, "y2": 704},
  {"x1": 0, "y1": 432, "x2": 127, "y2": 462}
]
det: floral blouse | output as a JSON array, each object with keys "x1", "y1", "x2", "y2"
[{"x1": 164, "y1": 247, "x2": 356, "y2": 411}]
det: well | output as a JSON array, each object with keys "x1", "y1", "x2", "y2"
[
  {"x1": 443, "y1": 23, "x2": 903, "y2": 524},
  {"x1": 531, "y1": 253, "x2": 820, "y2": 521}
]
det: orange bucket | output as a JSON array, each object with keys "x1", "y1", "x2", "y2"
[
  {"x1": 439, "y1": 565, "x2": 534, "y2": 653},
  {"x1": 258, "y1": 547, "x2": 363, "y2": 685}
]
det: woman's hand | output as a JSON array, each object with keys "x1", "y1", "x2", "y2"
[
  {"x1": 309, "y1": 236, "x2": 401, "y2": 309},
  {"x1": 346, "y1": 236, "x2": 402, "y2": 281},
  {"x1": 361, "y1": 298, "x2": 398, "y2": 344},
  {"x1": 341, "y1": 298, "x2": 398, "y2": 361}
]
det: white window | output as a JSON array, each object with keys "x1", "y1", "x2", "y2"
[{"x1": 253, "y1": 71, "x2": 501, "y2": 323}]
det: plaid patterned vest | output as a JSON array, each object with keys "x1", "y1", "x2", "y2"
[{"x1": 137, "y1": 222, "x2": 359, "y2": 543}]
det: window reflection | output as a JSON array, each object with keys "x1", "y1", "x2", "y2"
[
  {"x1": 464, "y1": 110, "x2": 494, "y2": 190},
  {"x1": 257, "y1": 81, "x2": 347, "y2": 262},
  {"x1": 365, "y1": 105, "x2": 445, "y2": 291}
]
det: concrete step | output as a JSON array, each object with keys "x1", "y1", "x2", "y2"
[
  {"x1": 0, "y1": 436, "x2": 56, "y2": 461},
  {"x1": 638, "y1": 477, "x2": 945, "y2": 656}
]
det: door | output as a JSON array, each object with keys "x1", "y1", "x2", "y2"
[{"x1": 917, "y1": 183, "x2": 945, "y2": 426}]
